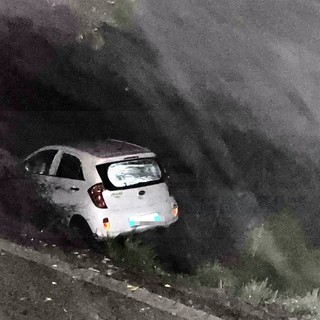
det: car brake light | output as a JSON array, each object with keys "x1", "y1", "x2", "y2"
[
  {"x1": 172, "y1": 204, "x2": 179, "y2": 217},
  {"x1": 103, "y1": 218, "x2": 110, "y2": 230},
  {"x1": 88, "y1": 183, "x2": 107, "y2": 208}
]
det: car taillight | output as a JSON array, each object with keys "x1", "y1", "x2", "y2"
[
  {"x1": 88, "y1": 183, "x2": 107, "y2": 208},
  {"x1": 172, "y1": 204, "x2": 179, "y2": 217},
  {"x1": 103, "y1": 218, "x2": 110, "y2": 230}
]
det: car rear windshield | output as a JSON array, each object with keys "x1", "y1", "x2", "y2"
[{"x1": 96, "y1": 158, "x2": 163, "y2": 190}]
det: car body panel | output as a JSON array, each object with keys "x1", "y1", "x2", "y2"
[{"x1": 23, "y1": 140, "x2": 178, "y2": 239}]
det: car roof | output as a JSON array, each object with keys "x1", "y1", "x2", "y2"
[{"x1": 36, "y1": 139, "x2": 153, "y2": 159}]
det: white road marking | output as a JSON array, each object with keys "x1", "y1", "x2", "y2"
[{"x1": 0, "y1": 237, "x2": 223, "y2": 320}]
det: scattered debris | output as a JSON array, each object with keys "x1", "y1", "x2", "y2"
[
  {"x1": 52, "y1": 244, "x2": 56, "y2": 247},
  {"x1": 127, "y1": 284, "x2": 139, "y2": 291},
  {"x1": 44, "y1": 297, "x2": 52, "y2": 302},
  {"x1": 140, "y1": 307, "x2": 150, "y2": 312},
  {"x1": 39, "y1": 240, "x2": 48, "y2": 247},
  {"x1": 1, "y1": 252, "x2": 5, "y2": 256},
  {"x1": 101, "y1": 257, "x2": 111, "y2": 264},
  {"x1": 20, "y1": 297, "x2": 27, "y2": 301},
  {"x1": 52, "y1": 264, "x2": 58, "y2": 268},
  {"x1": 79, "y1": 253, "x2": 89, "y2": 258},
  {"x1": 106, "y1": 269, "x2": 113, "y2": 276},
  {"x1": 73, "y1": 251, "x2": 79, "y2": 255},
  {"x1": 51, "y1": 282, "x2": 57, "y2": 285},
  {"x1": 77, "y1": 34, "x2": 84, "y2": 42},
  {"x1": 164, "y1": 284, "x2": 171, "y2": 288},
  {"x1": 88, "y1": 267, "x2": 100, "y2": 273},
  {"x1": 107, "y1": 0, "x2": 116, "y2": 4}
]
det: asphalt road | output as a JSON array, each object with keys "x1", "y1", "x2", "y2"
[{"x1": 0, "y1": 250, "x2": 179, "y2": 320}]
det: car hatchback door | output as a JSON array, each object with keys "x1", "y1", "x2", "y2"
[
  {"x1": 96, "y1": 158, "x2": 170, "y2": 211},
  {"x1": 50, "y1": 152, "x2": 89, "y2": 216}
]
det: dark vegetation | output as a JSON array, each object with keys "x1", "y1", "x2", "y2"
[
  {"x1": 2, "y1": 9, "x2": 320, "y2": 270},
  {"x1": 0, "y1": 148, "x2": 76, "y2": 248},
  {"x1": 2, "y1": 4, "x2": 320, "y2": 318}
]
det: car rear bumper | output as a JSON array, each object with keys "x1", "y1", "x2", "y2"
[{"x1": 89, "y1": 198, "x2": 178, "y2": 239}]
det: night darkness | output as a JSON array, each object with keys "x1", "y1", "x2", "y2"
[{"x1": 2, "y1": 0, "x2": 320, "y2": 272}]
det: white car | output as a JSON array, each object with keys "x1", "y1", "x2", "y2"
[{"x1": 24, "y1": 139, "x2": 179, "y2": 239}]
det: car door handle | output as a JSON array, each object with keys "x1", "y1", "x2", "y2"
[{"x1": 70, "y1": 186, "x2": 79, "y2": 191}]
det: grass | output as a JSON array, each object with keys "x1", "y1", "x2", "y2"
[
  {"x1": 239, "y1": 279, "x2": 278, "y2": 306},
  {"x1": 281, "y1": 289, "x2": 320, "y2": 318},
  {"x1": 186, "y1": 209, "x2": 320, "y2": 319},
  {"x1": 192, "y1": 261, "x2": 238, "y2": 294},
  {"x1": 102, "y1": 236, "x2": 159, "y2": 274},
  {"x1": 240, "y1": 209, "x2": 320, "y2": 294},
  {"x1": 97, "y1": 208, "x2": 320, "y2": 319}
]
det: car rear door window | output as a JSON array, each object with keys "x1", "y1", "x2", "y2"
[
  {"x1": 56, "y1": 153, "x2": 84, "y2": 180},
  {"x1": 24, "y1": 150, "x2": 58, "y2": 175}
]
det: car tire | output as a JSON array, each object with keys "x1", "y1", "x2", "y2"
[{"x1": 69, "y1": 216, "x2": 97, "y2": 248}]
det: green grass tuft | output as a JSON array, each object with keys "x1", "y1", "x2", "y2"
[
  {"x1": 281, "y1": 289, "x2": 320, "y2": 318},
  {"x1": 102, "y1": 236, "x2": 159, "y2": 273},
  {"x1": 240, "y1": 278, "x2": 278, "y2": 306},
  {"x1": 193, "y1": 261, "x2": 238, "y2": 294}
]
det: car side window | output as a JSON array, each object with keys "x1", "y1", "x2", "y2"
[
  {"x1": 56, "y1": 153, "x2": 84, "y2": 180},
  {"x1": 24, "y1": 150, "x2": 57, "y2": 175}
]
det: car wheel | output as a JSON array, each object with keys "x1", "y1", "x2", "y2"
[{"x1": 69, "y1": 216, "x2": 97, "y2": 248}]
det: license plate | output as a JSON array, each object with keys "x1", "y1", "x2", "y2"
[{"x1": 129, "y1": 213, "x2": 161, "y2": 227}]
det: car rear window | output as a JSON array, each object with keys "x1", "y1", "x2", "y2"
[{"x1": 96, "y1": 158, "x2": 163, "y2": 190}]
